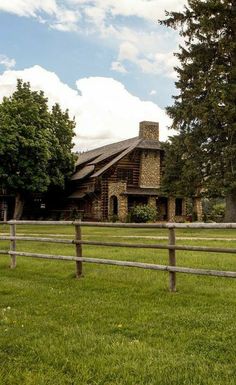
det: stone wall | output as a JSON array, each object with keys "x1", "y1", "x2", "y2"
[
  {"x1": 167, "y1": 197, "x2": 176, "y2": 222},
  {"x1": 108, "y1": 181, "x2": 128, "y2": 222},
  {"x1": 167, "y1": 197, "x2": 188, "y2": 222},
  {"x1": 139, "y1": 150, "x2": 161, "y2": 188},
  {"x1": 193, "y1": 197, "x2": 203, "y2": 221},
  {"x1": 148, "y1": 196, "x2": 157, "y2": 208}
]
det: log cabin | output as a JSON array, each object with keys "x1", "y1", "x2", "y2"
[{"x1": 68, "y1": 121, "x2": 203, "y2": 221}]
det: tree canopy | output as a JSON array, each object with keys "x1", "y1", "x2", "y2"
[
  {"x1": 160, "y1": 0, "x2": 236, "y2": 221},
  {"x1": 0, "y1": 79, "x2": 75, "y2": 218}
]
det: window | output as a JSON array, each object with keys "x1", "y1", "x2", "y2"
[
  {"x1": 117, "y1": 168, "x2": 133, "y2": 185},
  {"x1": 175, "y1": 198, "x2": 183, "y2": 216}
]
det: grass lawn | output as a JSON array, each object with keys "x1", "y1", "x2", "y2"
[{"x1": 0, "y1": 224, "x2": 236, "y2": 385}]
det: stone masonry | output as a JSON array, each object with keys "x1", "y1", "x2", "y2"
[
  {"x1": 108, "y1": 181, "x2": 128, "y2": 222},
  {"x1": 139, "y1": 122, "x2": 161, "y2": 188},
  {"x1": 139, "y1": 151, "x2": 161, "y2": 188},
  {"x1": 148, "y1": 196, "x2": 157, "y2": 208},
  {"x1": 167, "y1": 197, "x2": 176, "y2": 222},
  {"x1": 193, "y1": 197, "x2": 203, "y2": 221}
]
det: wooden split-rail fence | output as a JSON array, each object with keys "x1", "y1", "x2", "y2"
[{"x1": 0, "y1": 220, "x2": 236, "y2": 292}]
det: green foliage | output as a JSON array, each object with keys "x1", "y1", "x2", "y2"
[
  {"x1": 0, "y1": 79, "x2": 75, "y2": 198},
  {"x1": 48, "y1": 103, "x2": 76, "y2": 189},
  {"x1": 0, "y1": 80, "x2": 51, "y2": 193},
  {"x1": 160, "y1": 1, "x2": 236, "y2": 200},
  {"x1": 130, "y1": 204, "x2": 157, "y2": 223},
  {"x1": 110, "y1": 214, "x2": 119, "y2": 223},
  {"x1": 161, "y1": 135, "x2": 203, "y2": 197},
  {"x1": 71, "y1": 208, "x2": 83, "y2": 221},
  {"x1": 211, "y1": 203, "x2": 226, "y2": 222},
  {"x1": 203, "y1": 198, "x2": 226, "y2": 222}
]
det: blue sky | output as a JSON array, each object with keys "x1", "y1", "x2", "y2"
[{"x1": 0, "y1": 0, "x2": 186, "y2": 150}]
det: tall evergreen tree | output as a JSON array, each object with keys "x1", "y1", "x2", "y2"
[
  {"x1": 0, "y1": 80, "x2": 75, "y2": 219},
  {"x1": 160, "y1": 0, "x2": 236, "y2": 221}
]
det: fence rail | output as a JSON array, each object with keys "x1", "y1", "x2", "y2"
[{"x1": 1, "y1": 220, "x2": 236, "y2": 292}]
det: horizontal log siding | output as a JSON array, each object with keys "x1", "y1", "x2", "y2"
[
  {"x1": 98, "y1": 150, "x2": 141, "y2": 220},
  {"x1": 101, "y1": 176, "x2": 109, "y2": 220},
  {"x1": 107, "y1": 150, "x2": 140, "y2": 187}
]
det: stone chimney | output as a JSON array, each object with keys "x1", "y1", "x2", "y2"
[
  {"x1": 139, "y1": 121, "x2": 161, "y2": 189},
  {"x1": 139, "y1": 121, "x2": 159, "y2": 141}
]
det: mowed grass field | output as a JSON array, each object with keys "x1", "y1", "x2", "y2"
[{"x1": 0, "y1": 224, "x2": 236, "y2": 385}]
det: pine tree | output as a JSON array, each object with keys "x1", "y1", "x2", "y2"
[{"x1": 160, "y1": 0, "x2": 236, "y2": 221}]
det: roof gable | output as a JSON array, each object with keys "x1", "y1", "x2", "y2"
[
  {"x1": 72, "y1": 134, "x2": 162, "y2": 181},
  {"x1": 76, "y1": 137, "x2": 139, "y2": 167},
  {"x1": 91, "y1": 138, "x2": 141, "y2": 178}
]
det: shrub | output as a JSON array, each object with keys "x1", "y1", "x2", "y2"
[
  {"x1": 110, "y1": 214, "x2": 119, "y2": 223},
  {"x1": 210, "y1": 203, "x2": 225, "y2": 222},
  {"x1": 202, "y1": 198, "x2": 225, "y2": 222},
  {"x1": 130, "y1": 204, "x2": 157, "y2": 223}
]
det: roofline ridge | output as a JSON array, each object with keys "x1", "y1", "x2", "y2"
[{"x1": 78, "y1": 136, "x2": 139, "y2": 155}]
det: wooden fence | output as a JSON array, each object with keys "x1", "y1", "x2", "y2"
[{"x1": 0, "y1": 220, "x2": 236, "y2": 292}]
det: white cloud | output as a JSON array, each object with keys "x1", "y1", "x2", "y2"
[
  {"x1": 150, "y1": 90, "x2": 156, "y2": 96},
  {"x1": 115, "y1": 39, "x2": 178, "y2": 78},
  {"x1": 0, "y1": 0, "x2": 187, "y2": 24},
  {"x1": 0, "y1": 54, "x2": 16, "y2": 70},
  {"x1": 0, "y1": 0, "x2": 58, "y2": 18},
  {"x1": 71, "y1": 0, "x2": 186, "y2": 23},
  {"x1": 110, "y1": 61, "x2": 127, "y2": 74},
  {"x1": 0, "y1": 0, "x2": 80, "y2": 31},
  {"x1": 0, "y1": 0, "x2": 187, "y2": 75},
  {"x1": 0, "y1": 65, "x2": 175, "y2": 151},
  {"x1": 118, "y1": 41, "x2": 139, "y2": 62}
]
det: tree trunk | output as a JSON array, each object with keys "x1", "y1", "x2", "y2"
[
  {"x1": 224, "y1": 190, "x2": 236, "y2": 222},
  {"x1": 13, "y1": 193, "x2": 24, "y2": 219}
]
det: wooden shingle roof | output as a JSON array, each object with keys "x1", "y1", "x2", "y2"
[
  {"x1": 72, "y1": 135, "x2": 162, "y2": 181},
  {"x1": 75, "y1": 137, "x2": 140, "y2": 166}
]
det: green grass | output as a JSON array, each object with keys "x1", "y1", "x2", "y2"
[{"x1": 0, "y1": 225, "x2": 236, "y2": 385}]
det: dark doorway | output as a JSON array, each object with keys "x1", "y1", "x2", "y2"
[
  {"x1": 158, "y1": 197, "x2": 168, "y2": 220},
  {"x1": 110, "y1": 195, "x2": 118, "y2": 216},
  {"x1": 175, "y1": 198, "x2": 183, "y2": 216}
]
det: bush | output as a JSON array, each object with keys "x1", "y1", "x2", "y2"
[
  {"x1": 202, "y1": 198, "x2": 225, "y2": 222},
  {"x1": 129, "y1": 204, "x2": 157, "y2": 223},
  {"x1": 210, "y1": 203, "x2": 225, "y2": 222}
]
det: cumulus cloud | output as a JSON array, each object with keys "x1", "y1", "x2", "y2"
[
  {"x1": 0, "y1": 0, "x2": 187, "y2": 76},
  {"x1": 0, "y1": 0, "x2": 80, "y2": 31},
  {"x1": 114, "y1": 39, "x2": 179, "y2": 78},
  {"x1": 83, "y1": 0, "x2": 186, "y2": 78},
  {"x1": 0, "y1": 0, "x2": 187, "y2": 24},
  {"x1": 0, "y1": 54, "x2": 16, "y2": 70},
  {"x1": 0, "y1": 65, "x2": 175, "y2": 151}
]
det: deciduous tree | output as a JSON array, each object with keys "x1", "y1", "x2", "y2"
[{"x1": 0, "y1": 80, "x2": 75, "y2": 218}]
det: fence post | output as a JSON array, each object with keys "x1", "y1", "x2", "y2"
[
  {"x1": 168, "y1": 227, "x2": 176, "y2": 292},
  {"x1": 10, "y1": 222, "x2": 16, "y2": 269},
  {"x1": 75, "y1": 221, "x2": 83, "y2": 278}
]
